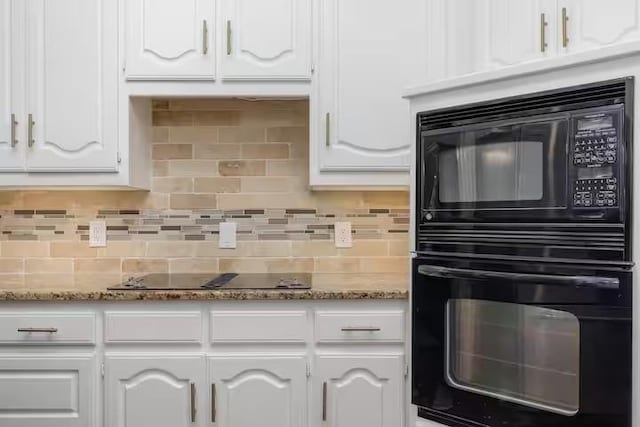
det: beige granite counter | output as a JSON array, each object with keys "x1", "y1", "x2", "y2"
[{"x1": 0, "y1": 288, "x2": 408, "y2": 301}]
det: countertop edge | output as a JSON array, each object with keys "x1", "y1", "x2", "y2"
[{"x1": 0, "y1": 289, "x2": 409, "y2": 302}]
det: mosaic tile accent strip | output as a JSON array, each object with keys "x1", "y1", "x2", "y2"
[{"x1": 0, "y1": 208, "x2": 409, "y2": 242}]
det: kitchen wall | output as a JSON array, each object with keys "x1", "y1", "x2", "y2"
[{"x1": 0, "y1": 99, "x2": 409, "y2": 290}]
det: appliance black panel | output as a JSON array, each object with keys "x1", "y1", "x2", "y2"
[
  {"x1": 416, "y1": 78, "x2": 634, "y2": 263},
  {"x1": 412, "y1": 256, "x2": 632, "y2": 427},
  {"x1": 108, "y1": 273, "x2": 312, "y2": 290}
]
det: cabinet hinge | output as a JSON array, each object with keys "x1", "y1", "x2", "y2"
[
  {"x1": 117, "y1": 152, "x2": 122, "y2": 164},
  {"x1": 306, "y1": 362, "x2": 311, "y2": 378},
  {"x1": 311, "y1": 61, "x2": 315, "y2": 74},
  {"x1": 122, "y1": 59, "x2": 126, "y2": 73},
  {"x1": 101, "y1": 363, "x2": 105, "y2": 378},
  {"x1": 404, "y1": 364, "x2": 409, "y2": 377}
]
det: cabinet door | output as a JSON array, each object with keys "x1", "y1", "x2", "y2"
[
  {"x1": 105, "y1": 355, "x2": 206, "y2": 427},
  {"x1": 315, "y1": 354, "x2": 404, "y2": 427},
  {"x1": 315, "y1": 0, "x2": 426, "y2": 174},
  {"x1": 210, "y1": 355, "x2": 307, "y2": 426},
  {"x1": 24, "y1": 0, "x2": 119, "y2": 172},
  {"x1": 220, "y1": 0, "x2": 311, "y2": 79},
  {"x1": 0, "y1": 355, "x2": 95, "y2": 427},
  {"x1": 0, "y1": 0, "x2": 24, "y2": 171},
  {"x1": 481, "y1": 0, "x2": 557, "y2": 68},
  {"x1": 126, "y1": 0, "x2": 215, "y2": 80},
  {"x1": 559, "y1": 0, "x2": 640, "y2": 53}
]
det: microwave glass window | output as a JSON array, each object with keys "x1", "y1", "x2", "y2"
[
  {"x1": 438, "y1": 140, "x2": 543, "y2": 203},
  {"x1": 446, "y1": 299, "x2": 580, "y2": 415}
]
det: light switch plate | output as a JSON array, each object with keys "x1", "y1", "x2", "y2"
[
  {"x1": 219, "y1": 222, "x2": 237, "y2": 249},
  {"x1": 334, "y1": 222, "x2": 353, "y2": 248},
  {"x1": 89, "y1": 221, "x2": 107, "y2": 248}
]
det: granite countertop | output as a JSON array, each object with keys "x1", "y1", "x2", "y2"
[{"x1": 0, "y1": 287, "x2": 408, "y2": 301}]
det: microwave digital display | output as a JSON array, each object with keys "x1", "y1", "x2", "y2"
[{"x1": 578, "y1": 116, "x2": 613, "y2": 131}]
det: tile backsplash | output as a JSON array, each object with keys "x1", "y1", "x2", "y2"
[{"x1": 0, "y1": 99, "x2": 409, "y2": 290}]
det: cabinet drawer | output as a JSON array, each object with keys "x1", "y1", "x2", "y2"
[
  {"x1": 210, "y1": 311, "x2": 307, "y2": 343},
  {"x1": 315, "y1": 311, "x2": 405, "y2": 343},
  {"x1": 0, "y1": 355, "x2": 95, "y2": 427},
  {"x1": 105, "y1": 311, "x2": 202, "y2": 343},
  {"x1": 0, "y1": 313, "x2": 96, "y2": 345}
]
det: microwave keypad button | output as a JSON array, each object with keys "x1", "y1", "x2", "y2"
[{"x1": 607, "y1": 178, "x2": 617, "y2": 184}]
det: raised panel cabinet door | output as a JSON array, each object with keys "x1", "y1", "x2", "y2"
[
  {"x1": 24, "y1": 0, "x2": 119, "y2": 172},
  {"x1": 315, "y1": 355, "x2": 404, "y2": 427},
  {"x1": 126, "y1": 0, "x2": 216, "y2": 80},
  {"x1": 0, "y1": 0, "x2": 24, "y2": 171},
  {"x1": 209, "y1": 356, "x2": 307, "y2": 427},
  {"x1": 220, "y1": 0, "x2": 311, "y2": 79},
  {"x1": 316, "y1": 0, "x2": 427, "y2": 172},
  {"x1": 481, "y1": 0, "x2": 557, "y2": 68},
  {"x1": 105, "y1": 355, "x2": 206, "y2": 427},
  {"x1": 0, "y1": 355, "x2": 95, "y2": 427},
  {"x1": 559, "y1": 0, "x2": 640, "y2": 53}
]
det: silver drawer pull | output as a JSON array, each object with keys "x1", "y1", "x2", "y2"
[
  {"x1": 17, "y1": 328, "x2": 58, "y2": 333},
  {"x1": 341, "y1": 327, "x2": 381, "y2": 332}
]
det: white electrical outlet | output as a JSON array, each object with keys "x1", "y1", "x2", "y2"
[
  {"x1": 89, "y1": 221, "x2": 107, "y2": 248},
  {"x1": 334, "y1": 222, "x2": 353, "y2": 248},
  {"x1": 219, "y1": 222, "x2": 237, "y2": 249}
]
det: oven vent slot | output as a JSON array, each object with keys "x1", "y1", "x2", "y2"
[{"x1": 419, "y1": 79, "x2": 628, "y2": 130}]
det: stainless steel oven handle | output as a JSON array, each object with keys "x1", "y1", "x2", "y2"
[{"x1": 418, "y1": 265, "x2": 619, "y2": 290}]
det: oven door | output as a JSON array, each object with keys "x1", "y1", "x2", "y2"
[
  {"x1": 412, "y1": 256, "x2": 631, "y2": 427},
  {"x1": 420, "y1": 114, "x2": 569, "y2": 222}
]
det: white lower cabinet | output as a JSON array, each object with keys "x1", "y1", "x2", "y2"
[
  {"x1": 209, "y1": 355, "x2": 307, "y2": 426},
  {"x1": 0, "y1": 301, "x2": 407, "y2": 427},
  {"x1": 0, "y1": 355, "x2": 96, "y2": 427},
  {"x1": 315, "y1": 354, "x2": 405, "y2": 427},
  {"x1": 105, "y1": 355, "x2": 207, "y2": 427}
]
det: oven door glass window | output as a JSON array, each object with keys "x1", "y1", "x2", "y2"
[{"x1": 446, "y1": 299, "x2": 580, "y2": 415}]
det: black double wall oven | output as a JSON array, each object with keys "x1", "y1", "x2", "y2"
[{"x1": 413, "y1": 78, "x2": 633, "y2": 427}]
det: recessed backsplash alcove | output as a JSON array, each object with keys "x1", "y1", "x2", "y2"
[{"x1": 0, "y1": 99, "x2": 409, "y2": 290}]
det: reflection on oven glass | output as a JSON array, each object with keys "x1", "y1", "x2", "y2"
[
  {"x1": 439, "y1": 141, "x2": 543, "y2": 203},
  {"x1": 446, "y1": 299, "x2": 579, "y2": 415}
]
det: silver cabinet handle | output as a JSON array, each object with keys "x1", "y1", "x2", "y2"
[
  {"x1": 562, "y1": 7, "x2": 569, "y2": 47},
  {"x1": 325, "y1": 113, "x2": 331, "y2": 147},
  {"x1": 322, "y1": 382, "x2": 327, "y2": 421},
  {"x1": 27, "y1": 113, "x2": 35, "y2": 147},
  {"x1": 211, "y1": 383, "x2": 216, "y2": 423},
  {"x1": 190, "y1": 383, "x2": 196, "y2": 422},
  {"x1": 10, "y1": 113, "x2": 18, "y2": 147},
  {"x1": 202, "y1": 20, "x2": 209, "y2": 55},
  {"x1": 540, "y1": 13, "x2": 548, "y2": 52},
  {"x1": 226, "y1": 20, "x2": 232, "y2": 55},
  {"x1": 17, "y1": 328, "x2": 58, "y2": 333},
  {"x1": 341, "y1": 327, "x2": 381, "y2": 332}
]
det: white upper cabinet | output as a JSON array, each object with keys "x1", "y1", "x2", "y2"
[
  {"x1": 24, "y1": 0, "x2": 118, "y2": 172},
  {"x1": 315, "y1": 355, "x2": 404, "y2": 427},
  {"x1": 559, "y1": 0, "x2": 640, "y2": 53},
  {"x1": 210, "y1": 356, "x2": 307, "y2": 426},
  {"x1": 106, "y1": 355, "x2": 206, "y2": 427},
  {"x1": 125, "y1": 0, "x2": 216, "y2": 80},
  {"x1": 312, "y1": 0, "x2": 426, "y2": 186},
  {"x1": 480, "y1": 0, "x2": 557, "y2": 68},
  {"x1": 0, "y1": 0, "x2": 23, "y2": 172},
  {"x1": 221, "y1": 0, "x2": 312, "y2": 79}
]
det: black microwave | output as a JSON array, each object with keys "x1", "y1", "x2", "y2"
[{"x1": 416, "y1": 78, "x2": 634, "y2": 263}]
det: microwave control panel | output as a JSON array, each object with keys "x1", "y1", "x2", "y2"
[{"x1": 571, "y1": 109, "x2": 622, "y2": 209}]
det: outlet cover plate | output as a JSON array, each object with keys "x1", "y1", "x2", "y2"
[
  {"x1": 89, "y1": 221, "x2": 107, "y2": 248},
  {"x1": 219, "y1": 222, "x2": 237, "y2": 249},
  {"x1": 334, "y1": 222, "x2": 353, "y2": 248}
]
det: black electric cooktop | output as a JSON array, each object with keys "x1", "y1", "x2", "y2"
[{"x1": 108, "y1": 273, "x2": 311, "y2": 291}]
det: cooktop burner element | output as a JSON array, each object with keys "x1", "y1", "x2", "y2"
[{"x1": 108, "y1": 273, "x2": 312, "y2": 291}]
